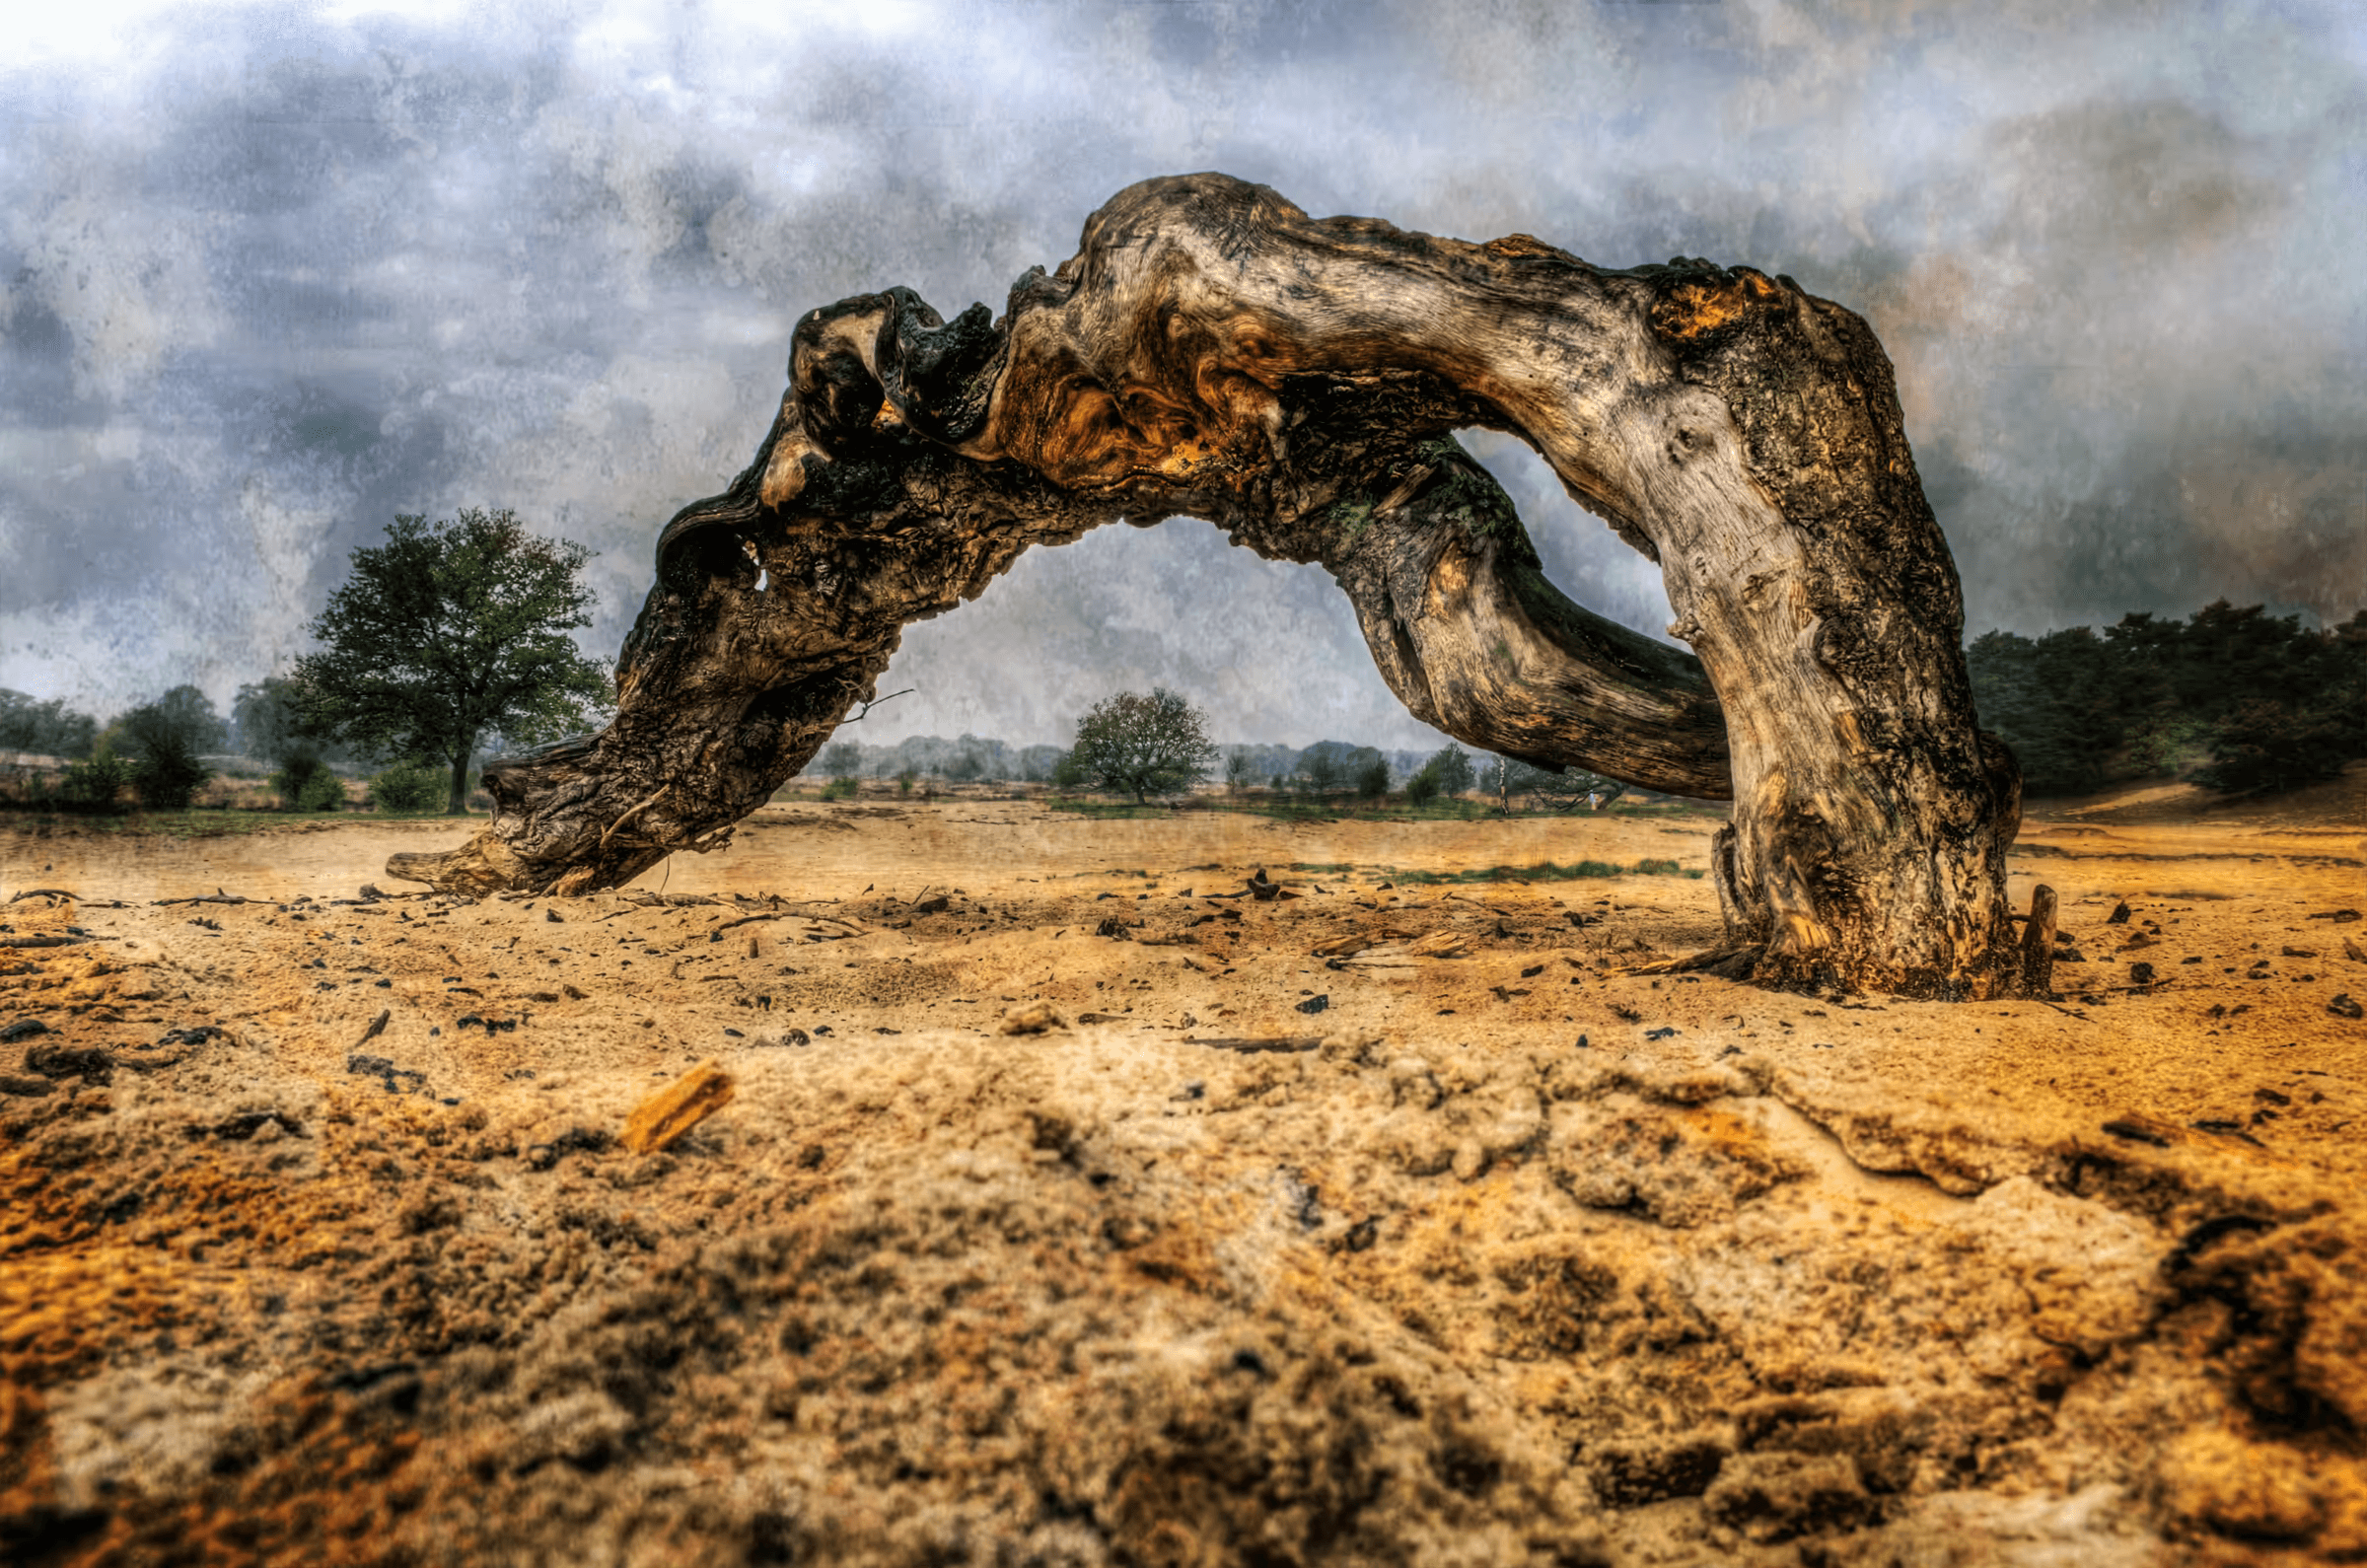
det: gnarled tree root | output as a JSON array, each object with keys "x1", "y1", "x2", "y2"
[{"x1": 389, "y1": 174, "x2": 2023, "y2": 998}]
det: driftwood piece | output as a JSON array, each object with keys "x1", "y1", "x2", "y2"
[
  {"x1": 1185, "y1": 1036, "x2": 1326, "y2": 1054},
  {"x1": 386, "y1": 174, "x2": 2024, "y2": 996},
  {"x1": 620, "y1": 1061, "x2": 737, "y2": 1154}
]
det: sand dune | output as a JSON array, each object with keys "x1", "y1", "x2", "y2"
[{"x1": 2, "y1": 793, "x2": 2363, "y2": 1564}]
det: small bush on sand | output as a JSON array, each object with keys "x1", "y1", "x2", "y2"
[
  {"x1": 273, "y1": 756, "x2": 347, "y2": 812},
  {"x1": 129, "y1": 737, "x2": 212, "y2": 810},
  {"x1": 369, "y1": 760, "x2": 448, "y2": 814},
  {"x1": 58, "y1": 748, "x2": 135, "y2": 813}
]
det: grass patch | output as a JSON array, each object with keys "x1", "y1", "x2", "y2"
[
  {"x1": 0, "y1": 807, "x2": 462, "y2": 839},
  {"x1": 1043, "y1": 794, "x2": 1658, "y2": 822}
]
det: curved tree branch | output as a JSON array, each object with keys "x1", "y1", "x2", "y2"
[{"x1": 389, "y1": 175, "x2": 2019, "y2": 999}]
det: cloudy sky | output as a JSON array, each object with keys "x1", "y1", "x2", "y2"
[{"x1": 4, "y1": 0, "x2": 2361, "y2": 748}]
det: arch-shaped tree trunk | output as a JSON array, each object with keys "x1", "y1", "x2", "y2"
[{"x1": 388, "y1": 175, "x2": 2024, "y2": 999}]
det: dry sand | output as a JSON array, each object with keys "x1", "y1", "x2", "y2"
[{"x1": 2, "y1": 785, "x2": 2364, "y2": 1565}]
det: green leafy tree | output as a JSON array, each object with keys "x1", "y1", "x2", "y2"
[
  {"x1": 275, "y1": 759, "x2": 347, "y2": 812},
  {"x1": 113, "y1": 685, "x2": 227, "y2": 755},
  {"x1": 1224, "y1": 750, "x2": 1253, "y2": 793},
  {"x1": 1965, "y1": 627, "x2": 2118, "y2": 796},
  {"x1": 1069, "y1": 688, "x2": 1218, "y2": 803},
  {"x1": 367, "y1": 760, "x2": 447, "y2": 814},
  {"x1": 1968, "y1": 602, "x2": 2367, "y2": 799},
  {"x1": 113, "y1": 685, "x2": 227, "y2": 809},
  {"x1": 1299, "y1": 748, "x2": 1345, "y2": 794},
  {"x1": 0, "y1": 690, "x2": 100, "y2": 759},
  {"x1": 59, "y1": 746, "x2": 134, "y2": 813},
  {"x1": 1353, "y1": 754, "x2": 1391, "y2": 800},
  {"x1": 237, "y1": 675, "x2": 366, "y2": 811},
  {"x1": 293, "y1": 510, "x2": 612, "y2": 815},
  {"x1": 2192, "y1": 608, "x2": 2367, "y2": 793},
  {"x1": 1411, "y1": 746, "x2": 1475, "y2": 799},
  {"x1": 233, "y1": 675, "x2": 364, "y2": 770},
  {"x1": 816, "y1": 741, "x2": 864, "y2": 799}
]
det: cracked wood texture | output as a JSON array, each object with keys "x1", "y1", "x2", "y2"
[{"x1": 388, "y1": 174, "x2": 2022, "y2": 998}]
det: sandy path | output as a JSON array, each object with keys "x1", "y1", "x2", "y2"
[{"x1": 2, "y1": 800, "x2": 2363, "y2": 1564}]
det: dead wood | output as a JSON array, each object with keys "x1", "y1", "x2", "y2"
[
  {"x1": 621, "y1": 1061, "x2": 736, "y2": 1155},
  {"x1": 384, "y1": 174, "x2": 2024, "y2": 997},
  {"x1": 2019, "y1": 885, "x2": 2059, "y2": 998},
  {"x1": 1185, "y1": 1036, "x2": 1326, "y2": 1054}
]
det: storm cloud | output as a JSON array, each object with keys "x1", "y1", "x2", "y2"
[{"x1": 2, "y1": 0, "x2": 2360, "y2": 747}]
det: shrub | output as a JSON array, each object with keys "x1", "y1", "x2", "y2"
[
  {"x1": 369, "y1": 759, "x2": 448, "y2": 814},
  {"x1": 819, "y1": 776, "x2": 859, "y2": 801},
  {"x1": 1353, "y1": 755, "x2": 1391, "y2": 800},
  {"x1": 58, "y1": 748, "x2": 134, "y2": 813},
  {"x1": 0, "y1": 690, "x2": 100, "y2": 758},
  {"x1": 273, "y1": 756, "x2": 347, "y2": 812},
  {"x1": 2194, "y1": 696, "x2": 2364, "y2": 795},
  {"x1": 1403, "y1": 769, "x2": 1440, "y2": 808},
  {"x1": 1418, "y1": 746, "x2": 1475, "y2": 797},
  {"x1": 129, "y1": 737, "x2": 212, "y2": 810}
]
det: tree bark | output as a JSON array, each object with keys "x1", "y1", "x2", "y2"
[
  {"x1": 386, "y1": 174, "x2": 2022, "y2": 997},
  {"x1": 447, "y1": 751, "x2": 469, "y2": 818}
]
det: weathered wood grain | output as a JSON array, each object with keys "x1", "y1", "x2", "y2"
[{"x1": 387, "y1": 174, "x2": 2022, "y2": 997}]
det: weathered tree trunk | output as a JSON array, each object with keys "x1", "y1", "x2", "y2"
[{"x1": 388, "y1": 175, "x2": 2023, "y2": 997}]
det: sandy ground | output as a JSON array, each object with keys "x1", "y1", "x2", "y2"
[{"x1": 2, "y1": 788, "x2": 2364, "y2": 1566}]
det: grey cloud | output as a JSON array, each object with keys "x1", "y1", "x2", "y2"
[{"x1": 0, "y1": 0, "x2": 2358, "y2": 741}]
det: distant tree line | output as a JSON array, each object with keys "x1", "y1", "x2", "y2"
[
  {"x1": 806, "y1": 697, "x2": 1634, "y2": 813},
  {"x1": 1968, "y1": 600, "x2": 2366, "y2": 797},
  {"x1": 10, "y1": 595, "x2": 2357, "y2": 816},
  {"x1": 802, "y1": 732, "x2": 1477, "y2": 793},
  {"x1": 805, "y1": 598, "x2": 2367, "y2": 811}
]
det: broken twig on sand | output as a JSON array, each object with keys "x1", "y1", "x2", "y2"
[
  {"x1": 621, "y1": 1062, "x2": 736, "y2": 1155},
  {"x1": 1184, "y1": 1035, "x2": 1324, "y2": 1054}
]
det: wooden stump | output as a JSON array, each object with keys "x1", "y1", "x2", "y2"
[
  {"x1": 386, "y1": 174, "x2": 2027, "y2": 997},
  {"x1": 2018, "y1": 885, "x2": 2059, "y2": 999}
]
